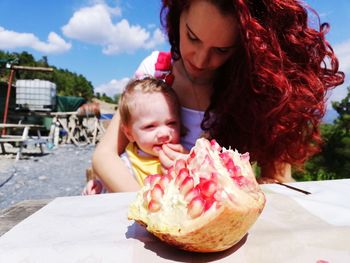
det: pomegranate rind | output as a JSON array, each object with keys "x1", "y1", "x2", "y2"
[
  {"x1": 128, "y1": 138, "x2": 266, "y2": 252},
  {"x1": 130, "y1": 197, "x2": 265, "y2": 252}
]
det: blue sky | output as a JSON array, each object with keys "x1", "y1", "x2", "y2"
[{"x1": 0, "y1": 0, "x2": 349, "y2": 113}]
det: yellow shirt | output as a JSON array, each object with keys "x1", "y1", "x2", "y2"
[{"x1": 124, "y1": 143, "x2": 161, "y2": 186}]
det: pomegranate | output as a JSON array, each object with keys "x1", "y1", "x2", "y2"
[{"x1": 128, "y1": 138, "x2": 266, "y2": 252}]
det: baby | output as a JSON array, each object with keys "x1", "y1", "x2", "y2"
[{"x1": 83, "y1": 77, "x2": 181, "y2": 194}]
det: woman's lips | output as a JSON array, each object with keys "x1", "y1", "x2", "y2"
[{"x1": 187, "y1": 62, "x2": 204, "y2": 76}]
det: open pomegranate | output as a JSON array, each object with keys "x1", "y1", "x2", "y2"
[{"x1": 128, "y1": 138, "x2": 266, "y2": 252}]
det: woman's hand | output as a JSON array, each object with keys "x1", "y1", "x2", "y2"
[
  {"x1": 258, "y1": 163, "x2": 295, "y2": 184},
  {"x1": 158, "y1": 143, "x2": 189, "y2": 173}
]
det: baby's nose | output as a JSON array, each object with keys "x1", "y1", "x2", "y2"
[{"x1": 156, "y1": 130, "x2": 172, "y2": 144}]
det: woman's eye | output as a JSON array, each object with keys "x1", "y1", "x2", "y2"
[
  {"x1": 187, "y1": 32, "x2": 197, "y2": 41},
  {"x1": 216, "y1": 47, "x2": 230, "y2": 54}
]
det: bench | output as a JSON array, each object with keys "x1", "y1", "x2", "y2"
[{"x1": 0, "y1": 123, "x2": 48, "y2": 160}]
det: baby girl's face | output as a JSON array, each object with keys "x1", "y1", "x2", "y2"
[{"x1": 124, "y1": 92, "x2": 180, "y2": 157}]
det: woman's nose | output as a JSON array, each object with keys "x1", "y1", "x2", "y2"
[{"x1": 193, "y1": 48, "x2": 209, "y2": 69}]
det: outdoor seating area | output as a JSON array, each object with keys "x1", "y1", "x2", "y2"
[
  {"x1": 49, "y1": 110, "x2": 106, "y2": 147},
  {"x1": 1, "y1": 75, "x2": 114, "y2": 160},
  {"x1": 0, "y1": 110, "x2": 109, "y2": 160},
  {"x1": 0, "y1": 123, "x2": 47, "y2": 161}
]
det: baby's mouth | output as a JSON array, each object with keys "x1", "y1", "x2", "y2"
[{"x1": 153, "y1": 145, "x2": 163, "y2": 152}]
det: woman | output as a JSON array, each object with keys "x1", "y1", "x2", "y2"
[{"x1": 91, "y1": 0, "x2": 344, "y2": 192}]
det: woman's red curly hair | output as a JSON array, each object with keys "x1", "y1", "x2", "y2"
[{"x1": 161, "y1": 0, "x2": 345, "y2": 168}]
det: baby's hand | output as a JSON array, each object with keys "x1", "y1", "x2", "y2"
[
  {"x1": 159, "y1": 143, "x2": 189, "y2": 172},
  {"x1": 82, "y1": 179, "x2": 104, "y2": 195}
]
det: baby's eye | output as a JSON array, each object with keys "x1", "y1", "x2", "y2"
[
  {"x1": 167, "y1": 120, "x2": 178, "y2": 126},
  {"x1": 144, "y1": 124, "x2": 155, "y2": 130}
]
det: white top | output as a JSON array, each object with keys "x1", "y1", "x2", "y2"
[
  {"x1": 134, "y1": 51, "x2": 205, "y2": 150},
  {"x1": 180, "y1": 107, "x2": 205, "y2": 150}
]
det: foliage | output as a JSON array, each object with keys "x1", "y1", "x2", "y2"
[
  {"x1": 294, "y1": 87, "x2": 350, "y2": 181},
  {"x1": 95, "y1": 92, "x2": 120, "y2": 104},
  {"x1": 0, "y1": 50, "x2": 95, "y2": 100}
]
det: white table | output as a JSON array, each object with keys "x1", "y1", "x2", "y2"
[{"x1": 0, "y1": 179, "x2": 350, "y2": 262}]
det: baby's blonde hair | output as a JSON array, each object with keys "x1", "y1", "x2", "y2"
[{"x1": 118, "y1": 77, "x2": 181, "y2": 127}]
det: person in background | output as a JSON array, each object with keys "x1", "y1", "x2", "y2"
[
  {"x1": 83, "y1": 77, "x2": 181, "y2": 194},
  {"x1": 90, "y1": 0, "x2": 344, "y2": 192}
]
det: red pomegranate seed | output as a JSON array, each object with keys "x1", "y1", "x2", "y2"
[
  {"x1": 175, "y1": 168, "x2": 190, "y2": 185},
  {"x1": 188, "y1": 196, "x2": 205, "y2": 219},
  {"x1": 159, "y1": 174, "x2": 172, "y2": 188},
  {"x1": 151, "y1": 184, "x2": 164, "y2": 201},
  {"x1": 210, "y1": 139, "x2": 221, "y2": 151},
  {"x1": 204, "y1": 198, "x2": 215, "y2": 211},
  {"x1": 199, "y1": 172, "x2": 211, "y2": 180},
  {"x1": 180, "y1": 176, "x2": 194, "y2": 195},
  {"x1": 148, "y1": 200, "x2": 161, "y2": 212},
  {"x1": 219, "y1": 152, "x2": 230, "y2": 163},
  {"x1": 167, "y1": 167, "x2": 176, "y2": 179},
  {"x1": 174, "y1": 159, "x2": 187, "y2": 174},
  {"x1": 231, "y1": 175, "x2": 247, "y2": 187},
  {"x1": 233, "y1": 165, "x2": 242, "y2": 176},
  {"x1": 187, "y1": 150, "x2": 196, "y2": 164},
  {"x1": 225, "y1": 159, "x2": 235, "y2": 171},
  {"x1": 185, "y1": 187, "x2": 200, "y2": 202},
  {"x1": 199, "y1": 180, "x2": 217, "y2": 198},
  {"x1": 144, "y1": 174, "x2": 162, "y2": 187}
]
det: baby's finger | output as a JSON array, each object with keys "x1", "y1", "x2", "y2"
[
  {"x1": 161, "y1": 144, "x2": 186, "y2": 161},
  {"x1": 165, "y1": 143, "x2": 189, "y2": 154},
  {"x1": 160, "y1": 165, "x2": 168, "y2": 175},
  {"x1": 158, "y1": 149, "x2": 174, "y2": 169}
]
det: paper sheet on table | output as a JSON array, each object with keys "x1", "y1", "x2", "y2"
[{"x1": 0, "y1": 191, "x2": 349, "y2": 263}]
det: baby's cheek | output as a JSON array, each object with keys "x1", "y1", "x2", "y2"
[{"x1": 172, "y1": 130, "x2": 181, "y2": 143}]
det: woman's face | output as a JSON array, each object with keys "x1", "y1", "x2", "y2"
[{"x1": 179, "y1": 0, "x2": 239, "y2": 81}]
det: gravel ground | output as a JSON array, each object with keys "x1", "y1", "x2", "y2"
[{"x1": 0, "y1": 143, "x2": 94, "y2": 211}]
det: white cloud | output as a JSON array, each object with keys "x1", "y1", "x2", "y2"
[
  {"x1": 326, "y1": 39, "x2": 350, "y2": 107},
  {"x1": 0, "y1": 27, "x2": 71, "y2": 54},
  {"x1": 94, "y1": 77, "x2": 130, "y2": 97},
  {"x1": 62, "y1": 3, "x2": 165, "y2": 54},
  {"x1": 334, "y1": 39, "x2": 350, "y2": 75}
]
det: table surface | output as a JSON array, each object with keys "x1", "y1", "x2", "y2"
[{"x1": 0, "y1": 179, "x2": 350, "y2": 262}]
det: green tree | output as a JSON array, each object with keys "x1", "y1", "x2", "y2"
[
  {"x1": 294, "y1": 87, "x2": 350, "y2": 181},
  {"x1": 0, "y1": 51, "x2": 94, "y2": 100},
  {"x1": 114, "y1": 93, "x2": 121, "y2": 104},
  {"x1": 100, "y1": 93, "x2": 114, "y2": 103}
]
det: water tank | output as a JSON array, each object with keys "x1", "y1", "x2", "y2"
[{"x1": 15, "y1": 79, "x2": 56, "y2": 111}]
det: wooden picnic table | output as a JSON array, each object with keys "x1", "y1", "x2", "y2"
[
  {"x1": 49, "y1": 111, "x2": 105, "y2": 146},
  {"x1": 0, "y1": 123, "x2": 47, "y2": 160}
]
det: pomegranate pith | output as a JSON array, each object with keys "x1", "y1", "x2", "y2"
[{"x1": 128, "y1": 138, "x2": 266, "y2": 253}]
